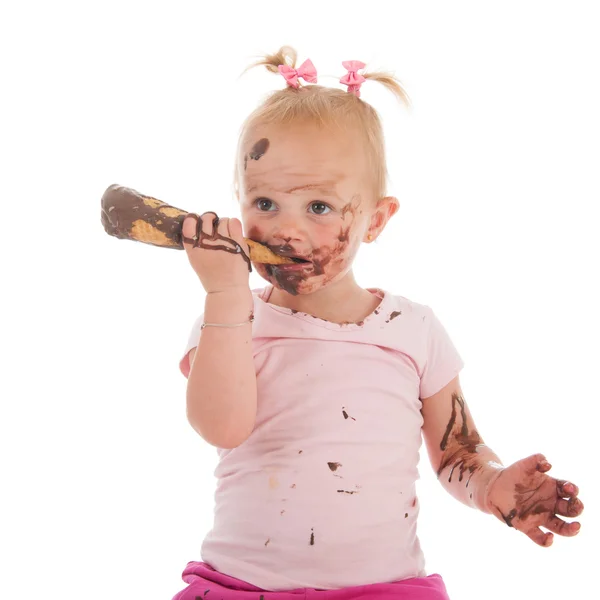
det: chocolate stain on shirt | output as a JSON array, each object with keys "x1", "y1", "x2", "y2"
[
  {"x1": 265, "y1": 538, "x2": 270, "y2": 547},
  {"x1": 386, "y1": 311, "x2": 402, "y2": 323},
  {"x1": 310, "y1": 528, "x2": 315, "y2": 545},
  {"x1": 342, "y1": 407, "x2": 356, "y2": 421},
  {"x1": 337, "y1": 490, "x2": 359, "y2": 494},
  {"x1": 328, "y1": 462, "x2": 342, "y2": 471}
]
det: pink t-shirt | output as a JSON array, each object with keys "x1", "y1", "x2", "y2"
[{"x1": 180, "y1": 286, "x2": 464, "y2": 591}]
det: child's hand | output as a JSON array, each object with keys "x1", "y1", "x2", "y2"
[
  {"x1": 182, "y1": 212, "x2": 251, "y2": 294},
  {"x1": 484, "y1": 453, "x2": 583, "y2": 547}
]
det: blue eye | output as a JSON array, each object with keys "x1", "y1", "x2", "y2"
[
  {"x1": 256, "y1": 198, "x2": 276, "y2": 211},
  {"x1": 309, "y1": 202, "x2": 331, "y2": 215}
]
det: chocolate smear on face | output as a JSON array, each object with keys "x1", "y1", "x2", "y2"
[
  {"x1": 250, "y1": 138, "x2": 270, "y2": 159},
  {"x1": 245, "y1": 138, "x2": 270, "y2": 170},
  {"x1": 181, "y1": 211, "x2": 252, "y2": 272},
  {"x1": 341, "y1": 200, "x2": 357, "y2": 219},
  {"x1": 266, "y1": 263, "x2": 311, "y2": 295},
  {"x1": 338, "y1": 226, "x2": 350, "y2": 243}
]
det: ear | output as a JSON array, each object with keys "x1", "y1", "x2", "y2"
[{"x1": 364, "y1": 196, "x2": 400, "y2": 242}]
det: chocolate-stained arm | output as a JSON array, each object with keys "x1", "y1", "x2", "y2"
[{"x1": 420, "y1": 375, "x2": 504, "y2": 514}]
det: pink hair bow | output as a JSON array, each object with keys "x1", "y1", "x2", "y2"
[
  {"x1": 340, "y1": 60, "x2": 366, "y2": 97},
  {"x1": 278, "y1": 59, "x2": 318, "y2": 88}
]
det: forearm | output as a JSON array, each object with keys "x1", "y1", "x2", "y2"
[
  {"x1": 437, "y1": 442, "x2": 505, "y2": 514},
  {"x1": 187, "y1": 288, "x2": 257, "y2": 449}
]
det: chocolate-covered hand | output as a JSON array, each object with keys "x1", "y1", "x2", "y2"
[
  {"x1": 484, "y1": 453, "x2": 583, "y2": 547},
  {"x1": 182, "y1": 212, "x2": 252, "y2": 294}
]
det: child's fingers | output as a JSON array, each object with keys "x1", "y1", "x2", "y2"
[
  {"x1": 525, "y1": 527, "x2": 554, "y2": 547},
  {"x1": 544, "y1": 515, "x2": 581, "y2": 537},
  {"x1": 557, "y1": 479, "x2": 579, "y2": 498},
  {"x1": 228, "y1": 218, "x2": 248, "y2": 249},
  {"x1": 182, "y1": 213, "x2": 200, "y2": 246},
  {"x1": 556, "y1": 496, "x2": 584, "y2": 518},
  {"x1": 200, "y1": 211, "x2": 219, "y2": 237}
]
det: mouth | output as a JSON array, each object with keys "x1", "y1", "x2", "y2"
[
  {"x1": 267, "y1": 252, "x2": 314, "y2": 272},
  {"x1": 266, "y1": 244, "x2": 312, "y2": 265}
]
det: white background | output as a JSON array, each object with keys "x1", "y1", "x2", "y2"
[{"x1": 1, "y1": 1, "x2": 598, "y2": 599}]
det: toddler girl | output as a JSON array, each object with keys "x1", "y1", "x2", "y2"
[{"x1": 173, "y1": 46, "x2": 583, "y2": 600}]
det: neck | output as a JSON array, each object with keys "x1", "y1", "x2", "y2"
[{"x1": 266, "y1": 271, "x2": 380, "y2": 324}]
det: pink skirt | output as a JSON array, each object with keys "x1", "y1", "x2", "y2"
[{"x1": 171, "y1": 561, "x2": 451, "y2": 600}]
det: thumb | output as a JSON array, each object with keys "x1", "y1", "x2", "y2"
[
  {"x1": 520, "y1": 453, "x2": 551, "y2": 475},
  {"x1": 228, "y1": 218, "x2": 249, "y2": 252}
]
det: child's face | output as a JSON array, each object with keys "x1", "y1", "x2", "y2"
[{"x1": 239, "y1": 122, "x2": 385, "y2": 296}]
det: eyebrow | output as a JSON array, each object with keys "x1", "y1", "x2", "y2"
[{"x1": 246, "y1": 183, "x2": 340, "y2": 197}]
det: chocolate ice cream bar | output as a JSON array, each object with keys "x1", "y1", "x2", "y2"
[{"x1": 100, "y1": 184, "x2": 293, "y2": 264}]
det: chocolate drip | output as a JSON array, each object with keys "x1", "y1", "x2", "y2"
[{"x1": 182, "y1": 212, "x2": 252, "y2": 272}]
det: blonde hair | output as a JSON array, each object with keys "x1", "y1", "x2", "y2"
[{"x1": 234, "y1": 46, "x2": 411, "y2": 200}]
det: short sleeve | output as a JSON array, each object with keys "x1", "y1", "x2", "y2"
[
  {"x1": 179, "y1": 313, "x2": 204, "y2": 378},
  {"x1": 419, "y1": 306, "x2": 465, "y2": 399}
]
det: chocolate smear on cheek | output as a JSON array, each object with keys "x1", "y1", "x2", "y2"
[
  {"x1": 338, "y1": 225, "x2": 350, "y2": 243},
  {"x1": 262, "y1": 197, "x2": 357, "y2": 292},
  {"x1": 181, "y1": 212, "x2": 251, "y2": 272}
]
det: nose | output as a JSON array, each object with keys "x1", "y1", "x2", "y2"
[{"x1": 271, "y1": 216, "x2": 305, "y2": 243}]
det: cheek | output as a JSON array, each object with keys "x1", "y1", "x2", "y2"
[
  {"x1": 310, "y1": 226, "x2": 361, "y2": 275},
  {"x1": 245, "y1": 224, "x2": 266, "y2": 241}
]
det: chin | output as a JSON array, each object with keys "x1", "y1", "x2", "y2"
[{"x1": 256, "y1": 263, "x2": 347, "y2": 296}]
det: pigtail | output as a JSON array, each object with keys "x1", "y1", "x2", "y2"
[
  {"x1": 362, "y1": 70, "x2": 412, "y2": 108},
  {"x1": 241, "y1": 45, "x2": 298, "y2": 76}
]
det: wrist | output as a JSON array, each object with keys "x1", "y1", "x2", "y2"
[
  {"x1": 473, "y1": 462, "x2": 505, "y2": 513},
  {"x1": 204, "y1": 288, "x2": 254, "y2": 321}
]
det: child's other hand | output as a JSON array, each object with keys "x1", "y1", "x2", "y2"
[
  {"x1": 182, "y1": 212, "x2": 251, "y2": 294},
  {"x1": 484, "y1": 453, "x2": 583, "y2": 547}
]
